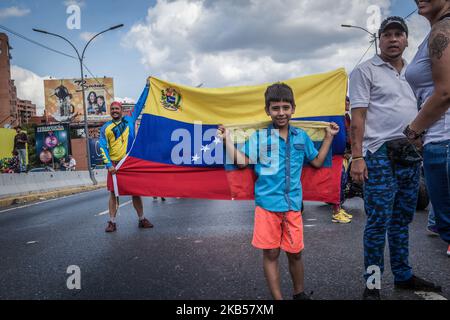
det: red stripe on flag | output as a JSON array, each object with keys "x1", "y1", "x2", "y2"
[
  {"x1": 301, "y1": 155, "x2": 343, "y2": 204},
  {"x1": 112, "y1": 156, "x2": 233, "y2": 199},
  {"x1": 224, "y1": 156, "x2": 343, "y2": 203},
  {"x1": 225, "y1": 168, "x2": 256, "y2": 200},
  {"x1": 111, "y1": 155, "x2": 343, "y2": 204}
]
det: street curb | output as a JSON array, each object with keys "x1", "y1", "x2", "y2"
[{"x1": 0, "y1": 183, "x2": 107, "y2": 208}]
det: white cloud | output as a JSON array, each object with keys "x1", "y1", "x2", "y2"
[
  {"x1": 0, "y1": 6, "x2": 30, "y2": 19},
  {"x1": 114, "y1": 97, "x2": 136, "y2": 104},
  {"x1": 80, "y1": 32, "x2": 97, "y2": 42},
  {"x1": 11, "y1": 66, "x2": 51, "y2": 116},
  {"x1": 123, "y1": 0, "x2": 429, "y2": 88}
]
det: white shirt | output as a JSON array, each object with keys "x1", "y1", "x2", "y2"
[
  {"x1": 349, "y1": 55, "x2": 418, "y2": 156},
  {"x1": 68, "y1": 158, "x2": 76, "y2": 170}
]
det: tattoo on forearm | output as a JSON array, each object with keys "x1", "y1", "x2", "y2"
[{"x1": 430, "y1": 20, "x2": 450, "y2": 60}]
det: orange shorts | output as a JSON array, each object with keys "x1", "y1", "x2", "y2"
[{"x1": 252, "y1": 206, "x2": 304, "y2": 253}]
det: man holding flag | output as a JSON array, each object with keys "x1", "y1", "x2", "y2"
[{"x1": 99, "y1": 82, "x2": 154, "y2": 233}]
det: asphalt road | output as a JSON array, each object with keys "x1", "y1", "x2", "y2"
[{"x1": 0, "y1": 189, "x2": 448, "y2": 300}]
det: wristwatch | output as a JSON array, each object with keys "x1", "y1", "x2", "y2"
[{"x1": 403, "y1": 124, "x2": 423, "y2": 140}]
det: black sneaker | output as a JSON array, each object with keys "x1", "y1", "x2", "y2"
[
  {"x1": 293, "y1": 291, "x2": 312, "y2": 300},
  {"x1": 362, "y1": 288, "x2": 380, "y2": 300},
  {"x1": 105, "y1": 221, "x2": 117, "y2": 233},
  {"x1": 394, "y1": 275, "x2": 442, "y2": 292}
]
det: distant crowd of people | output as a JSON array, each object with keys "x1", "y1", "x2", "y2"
[
  {"x1": 3, "y1": 125, "x2": 77, "y2": 173},
  {"x1": 12, "y1": 125, "x2": 28, "y2": 172},
  {"x1": 58, "y1": 154, "x2": 77, "y2": 171},
  {"x1": 3, "y1": 126, "x2": 28, "y2": 173}
]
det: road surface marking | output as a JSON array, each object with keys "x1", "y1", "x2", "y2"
[
  {"x1": 26, "y1": 241, "x2": 38, "y2": 245},
  {"x1": 306, "y1": 219, "x2": 317, "y2": 221},
  {"x1": 415, "y1": 291, "x2": 447, "y2": 300},
  {"x1": 96, "y1": 200, "x2": 132, "y2": 216},
  {"x1": 304, "y1": 224, "x2": 316, "y2": 228}
]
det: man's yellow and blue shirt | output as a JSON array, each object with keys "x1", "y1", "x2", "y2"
[{"x1": 99, "y1": 86, "x2": 148, "y2": 168}]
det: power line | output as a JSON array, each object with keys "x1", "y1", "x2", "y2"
[
  {"x1": 0, "y1": 24, "x2": 77, "y2": 60},
  {"x1": 352, "y1": 41, "x2": 375, "y2": 71},
  {"x1": 82, "y1": 64, "x2": 116, "y2": 101},
  {"x1": 0, "y1": 24, "x2": 116, "y2": 101},
  {"x1": 404, "y1": 8, "x2": 418, "y2": 20}
]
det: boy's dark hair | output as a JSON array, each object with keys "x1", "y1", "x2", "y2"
[{"x1": 264, "y1": 82, "x2": 296, "y2": 110}]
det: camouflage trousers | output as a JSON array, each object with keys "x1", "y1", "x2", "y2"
[{"x1": 363, "y1": 144, "x2": 420, "y2": 282}]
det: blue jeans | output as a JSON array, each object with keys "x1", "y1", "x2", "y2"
[
  {"x1": 363, "y1": 144, "x2": 420, "y2": 282},
  {"x1": 17, "y1": 148, "x2": 27, "y2": 172},
  {"x1": 423, "y1": 140, "x2": 450, "y2": 244}
]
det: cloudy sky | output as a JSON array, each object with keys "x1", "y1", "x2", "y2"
[{"x1": 0, "y1": 0, "x2": 429, "y2": 115}]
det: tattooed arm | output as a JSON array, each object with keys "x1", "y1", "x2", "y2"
[{"x1": 410, "y1": 19, "x2": 450, "y2": 133}]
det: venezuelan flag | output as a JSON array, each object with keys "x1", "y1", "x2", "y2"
[{"x1": 113, "y1": 68, "x2": 348, "y2": 204}]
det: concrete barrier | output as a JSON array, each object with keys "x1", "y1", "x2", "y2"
[
  {"x1": 94, "y1": 169, "x2": 107, "y2": 183},
  {"x1": 0, "y1": 169, "x2": 108, "y2": 199}
]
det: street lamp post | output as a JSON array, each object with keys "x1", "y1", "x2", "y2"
[
  {"x1": 33, "y1": 24, "x2": 124, "y2": 185},
  {"x1": 341, "y1": 24, "x2": 378, "y2": 55}
]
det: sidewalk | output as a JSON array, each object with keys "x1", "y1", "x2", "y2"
[{"x1": 0, "y1": 183, "x2": 106, "y2": 208}]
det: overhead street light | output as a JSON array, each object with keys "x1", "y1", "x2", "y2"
[
  {"x1": 341, "y1": 24, "x2": 378, "y2": 55},
  {"x1": 33, "y1": 24, "x2": 124, "y2": 185}
]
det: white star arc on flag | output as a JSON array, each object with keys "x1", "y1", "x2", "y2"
[{"x1": 192, "y1": 154, "x2": 200, "y2": 162}]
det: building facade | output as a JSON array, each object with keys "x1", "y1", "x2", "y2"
[
  {"x1": 16, "y1": 99, "x2": 36, "y2": 125},
  {"x1": 0, "y1": 33, "x2": 15, "y2": 127},
  {"x1": 0, "y1": 33, "x2": 37, "y2": 128}
]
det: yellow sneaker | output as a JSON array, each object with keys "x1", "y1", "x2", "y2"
[
  {"x1": 339, "y1": 208, "x2": 353, "y2": 219},
  {"x1": 332, "y1": 211, "x2": 351, "y2": 224}
]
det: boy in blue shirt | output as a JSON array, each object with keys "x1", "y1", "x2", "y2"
[{"x1": 218, "y1": 83, "x2": 339, "y2": 300}]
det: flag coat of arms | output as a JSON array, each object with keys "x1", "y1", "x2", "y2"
[{"x1": 111, "y1": 68, "x2": 348, "y2": 204}]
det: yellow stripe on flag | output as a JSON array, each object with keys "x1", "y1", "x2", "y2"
[{"x1": 145, "y1": 68, "x2": 348, "y2": 125}]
